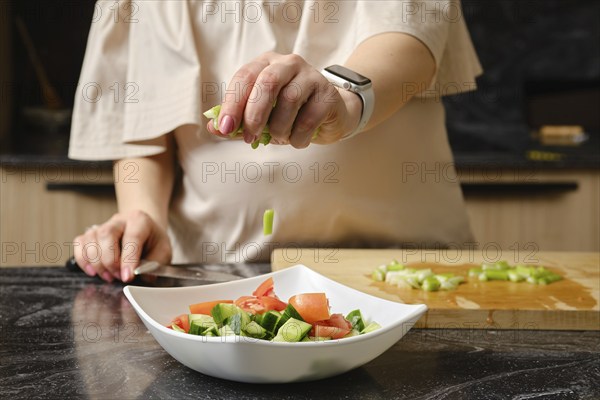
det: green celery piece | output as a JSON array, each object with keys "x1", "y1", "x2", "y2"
[
  {"x1": 434, "y1": 273, "x2": 454, "y2": 283},
  {"x1": 203, "y1": 104, "x2": 221, "y2": 131},
  {"x1": 371, "y1": 269, "x2": 385, "y2": 282},
  {"x1": 422, "y1": 276, "x2": 441, "y2": 292},
  {"x1": 440, "y1": 276, "x2": 464, "y2": 290},
  {"x1": 416, "y1": 269, "x2": 433, "y2": 284},
  {"x1": 395, "y1": 277, "x2": 417, "y2": 290},
  {"x1": 263, "y1": 209, "x2": 274, "y2": 235},
  {"x1": 479, "y1": 269, "x2": 509, "y2": 281},
  {"x1": 482, "y1": 261, "x2": 508, "y2": 271},
  {"x1": 507, "y1": 270, "x2": 525, "y2": 282},
  {"x1": 387, "y1": 260, "x2": 404, "y2": 271},
  {"x1": 440, "y1": 280, "x2": 458, "y2": 291},
  {"x1": 468, "y1": 268, "x2": 482, "y2": 277},
  {"x1": 385, "y1": 271, "x2": 406, "y2": 285},
  {"x1": 376, "y1": 264, "x2": 388, "y2": 273},
  {"x1": 516, "y1": 265, "x2": 536, "y2": 277}
]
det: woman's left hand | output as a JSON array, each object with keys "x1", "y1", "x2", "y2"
[{"x1": 206, "y1": 51, "x2": 362, "y2": 148}]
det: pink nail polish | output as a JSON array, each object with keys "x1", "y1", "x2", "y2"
[
  {"x1": 243, "y1": 130, "x2": 254, "y2": 144},
  {"x1": 84, "y1": 264, "x2": 96, "y2": 276},
  {"x1": 121, "y1": 268, "x2": 130, "y2": 282},
  {"x1": 219, "y1": 115, "x2": 234, "y2": 135},
  {"x1": 101, "y1": 271, "x2": 114, "y2": 282}
]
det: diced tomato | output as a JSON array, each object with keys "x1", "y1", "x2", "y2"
[
  {"x1": 171, "y1": 314, "x2": 190, "y2": 333},
  {"x1": 311, "y1": 325, "x2": 351, "y2": 339},
  {"x1": 311, "y1": 314, "x2": 353, "y2": 339},
  {"x1": 323, "y1": 313, "x2": 353, "y2": 330},
  {"x1": 252, "y1": 277, "x2": 275, "y2": 297},
  {"x1": 235, "y1": 296, "x2": 266, "y2": 314},
  {"x1": 235, "y1": 294, "x2": 288, "y2": 314},
  {"x1": 288, "y1": 293, "x2": 330, "y2": 323},
  {"x1": 189, "y1": 299, "x2": 233, "y2": 315},
  {"x1": 258, "y1": 296, "x2": 287, "y2": 312}
]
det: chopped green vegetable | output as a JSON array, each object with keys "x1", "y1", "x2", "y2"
[
  {"x1": 244, "y1": 321, "x2": 267, "y2": 339},
  {"x1": 360, "y1": 322, "x2": 381, "y2": 334},
  {"x1": 345, "y1": 309, "x2": 365, "y2": 332},
  {"x1": 263, "y1": 209, "x2": 274, "y2": 235},
  {"x1": 422, "y1": 276, "x2": 441, "y2": 292},
  {"x1": 374, "y1": 262, "x2": 465, "y2": 292},
  {"x1": 272, "y1": 318, "x2": 312, "y2": 342},
  {"x1": 189, "y1": 314, "x2": 216, "y2": 335},
  {"x1": 479, "y1": 269, "x2": 509, "y2": 281}
]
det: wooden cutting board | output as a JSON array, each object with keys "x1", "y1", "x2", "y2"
[{"x1": 271, "y1": 249, "x2": 599, "y2": 330}]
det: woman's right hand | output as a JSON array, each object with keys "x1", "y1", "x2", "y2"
[{"x1": 73, "y1": 210, "x2": 172, "y2": 283}]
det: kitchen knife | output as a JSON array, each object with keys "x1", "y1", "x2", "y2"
[
  {"x1": 133, "y1": 260, "x2": 242, "y2": 282},
  {"x1": 65, "y1": 256, "x2": 243, "y2": 282}
]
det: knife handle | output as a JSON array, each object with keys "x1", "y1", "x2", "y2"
[{"x1": 65, "y1": 256, "x2": 82, "y2": 272}]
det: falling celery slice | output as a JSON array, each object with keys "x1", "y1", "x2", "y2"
[{"x1": 263, "y1": 209, "x2": 274, "y2": 236}]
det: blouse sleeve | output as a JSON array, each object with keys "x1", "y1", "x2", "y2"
[
  {"x1": 69, "y1": 0, "x2": 203, "y2": 160},
  {"x1": 355, "y1": 0, "x2": 483, "y2": 97}
]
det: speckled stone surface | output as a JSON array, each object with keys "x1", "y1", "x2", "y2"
[{"x1": 1, "y1": 267, "x2": 599, "y2": 399}]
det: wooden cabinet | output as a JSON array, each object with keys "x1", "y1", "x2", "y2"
[
  {"x1": 1, "y1": 163, "x2": 598, "y2": 266},
  {"x1": 1, "y1": 164, "x2": 117, "y2": 266},
  {"x1": 461, "y1": 168, "x2": 599, "y2": 252}
]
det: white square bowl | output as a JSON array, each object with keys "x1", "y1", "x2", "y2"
[{"x1": 123, "y1": 265, "x2": 427, "y2": 383}]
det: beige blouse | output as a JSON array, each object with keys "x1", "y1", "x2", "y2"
[{"x1": 69, "y1": 0, "x2": 483, "y2": 263}]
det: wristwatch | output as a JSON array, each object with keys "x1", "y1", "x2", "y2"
[{"x1": 321, "y1": 64, "x2": 374, "y2": 140}]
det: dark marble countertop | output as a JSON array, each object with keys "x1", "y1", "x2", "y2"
[{"x1": 1, "y1": 267, "x2": 599, "y2": 400}]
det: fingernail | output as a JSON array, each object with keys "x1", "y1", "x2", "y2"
[
  {"x1": 121, "y1": 268, "x2": 131, "y2": 282},
  {"x1": 243, "y1": 130, "x2": 254, "y2": 144},
  {"x1": 84, "y1": 264, "x2": 96, "y2": 277},
  {"x1": 101, "y1": 271, "x2": 114, "y2": 282},
  {"x1": 219, "y1": 115, "x2": 234, "y2": 135}
]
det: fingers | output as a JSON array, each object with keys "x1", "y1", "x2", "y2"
[
  {"x1": 289, "y1": 90, "x2": 331, "y2": 149},
  {"x1": 242, "y1": 61, "x2": 300, "y2": 140},
  {"x1": 96, "y1": 217, "x2": 126, "y2": 279},
  {"x1": 74, "y1": 227, "x2": 114, "y2": 282},
  {"x1": 119, "y1": 211, "x2": 153, "y2": 282},
  {"x1": 72, "y1": 211, "x2": 168, "y2": 283},
  {"x1": 210, "y1": 52, "x2": 349, "y2": 147},
  {"x1": 218, "y1": 58, "x2": 270, "y2": 136}
]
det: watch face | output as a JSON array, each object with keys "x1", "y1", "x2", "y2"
[{"x1": 325, "y1": 65, "x2": 371, "y2": 86}]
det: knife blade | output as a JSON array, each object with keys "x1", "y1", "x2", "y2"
[{"x1": 133, "y1": 261, "x2": 243, "y2": 282}]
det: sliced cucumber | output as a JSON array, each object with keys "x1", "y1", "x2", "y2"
[
  {"x1": 244, "y1": 321, "x2": 267, "y2": 339},
  {"x1": 272, "y1": 318, "x2": 312, "y2": 342},
  {"x1": 259, "y1": 310, "x2": 282, "y2": 335},
  {"x1": 360, "y1": 322, "x2": 381, "y2": 334},
  {"x1": 188, "y1": 314, "x2": 216, "y2": 335},
  {"x1": 212, "y1": 303, "x2": 247, "y2": 326},
  {"x1": 217, "y1": 325, "x2": 236, "y2": 337},
  {"x1": 225, "y1": 312, "x2": 251, "y2": 335},
  {"x1": 275, "y1": 304, "x2": 304, "y2": 332}
]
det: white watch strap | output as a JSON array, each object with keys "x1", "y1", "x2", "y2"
[
  {"x1": 321, "y1": 68, "x2": 375, "y2": 141},
  {"x1": 340, "y1": 87, "x2": 375, "y2": 141}
]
